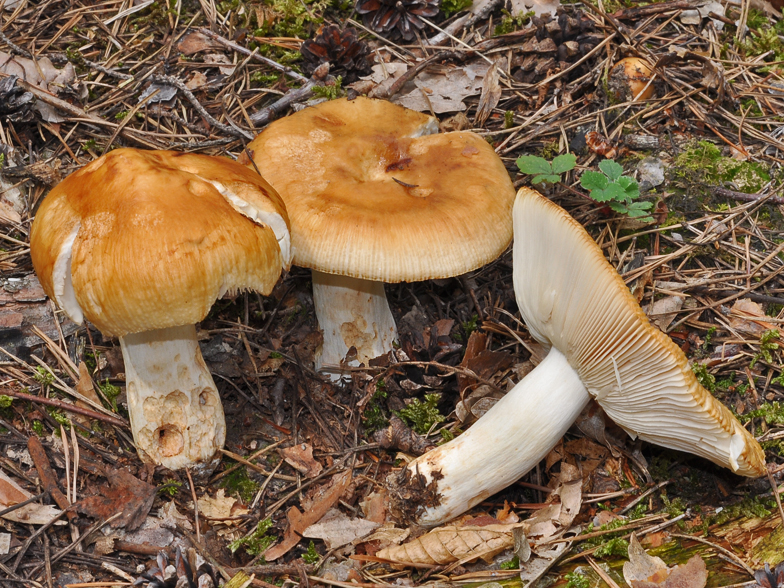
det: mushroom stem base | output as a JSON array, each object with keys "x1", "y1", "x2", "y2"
[
  {"x1": 312, "y1": 270, "x2": 397, "y2": 378},
  {"x1": 120, "y1": 324, "x2": 225, "y2": 474},
  {"x1": 389, "y1": 347, "x2": 589, "y2": 526}
]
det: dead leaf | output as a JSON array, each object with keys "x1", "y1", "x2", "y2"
[
  {"x1": 72, "y1": 468, "x2": 157, "y2": 531},
  {"x1": 203, "y1": 53, "x2": 236, "y2": 76},
  {"x1": 177, "y1": 30, "x2": 225, "y2": 55},
  {"x1": 623, "y1": 534, "x2": 707, "y2": 588},
  {"x1": 0, "y1": 198, "x2": 21, "y2": 226},
  {"x1": 185, "y1": 71, "x2": 209, "y2": 90},
  {"x1": 729, "y1": 299, "x2": 777, "y2": 336},
  {"x1": 265, "y1": 470, "x2": 352, "y2": 561},
  {"x1": 0, "y1": 470, "x2": 63, "y2": 525},
  {"x1": 281, "y1": 443, "x2": 323, "y2": 478},
  {"x1": 303, "y1": 508, "x2": 380, "y2": 549},
  {"x1": 474, "y1": 61, "x2": 502, "y2": 127},
  {"x1": 395, "y1": 62, "x2": 490, "y2": 113},
  {"x1": 644, "y1": 295, "x2": 683, "y2": 331},
  {"x1": 0, "y1": 52, "x2": 76, "y2": 122},
  {"x1": 376, "y1": 522, "x2": 525, "y2": 565},
  {"x1": 196, "y1": 488, "x2": 248, "y2": 521},
  {"x1": 363, "y1": 522, "x2": 411, "y2": 547}
]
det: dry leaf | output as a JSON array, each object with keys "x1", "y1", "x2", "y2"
[
  {"x1": 376, "y1": 523, "x2": 524, "y2": 565},
  {"x1": 281, "y1": 443, "x2": 323, "y2": 478},
  {"x1": 303, "y1": 508, "x2": 380, "y2": 549},
  {"x1": 177, "y1": 30, "x2": 225, "y2": 55},
  {"x1": 644, "y1": 295, "x2": 684, "y2": 331},
  {"x1": 196, "y1": 489, "x2": 248, "y2": 521},
  {"x1": 395, "y1": 62, "x2": 490, "y2": 113},
  {"x1": 624, "y1": 534, "x2": 708, "y2": 588},
  {"x1": 0, "y1": 470, "x2": 63, "y2": 525},
  {"x1": 474, "y1": 61, "x2": 502, "y2": 126},
  {"x1": 729, "y1": 299, "x2": 776, "y2": 336},
  {"x1": 0, "y1": 52, "x2": 76, "y2": 122},
  {"x1": 185, "y1": 71, "x2": 209, "y2": 90},
  {"x1": 203, "y1": 53, "x2": 236, "y2": 76},
  {"x1": 265, "y1": 470, "x2": 352, "y2": 561}
]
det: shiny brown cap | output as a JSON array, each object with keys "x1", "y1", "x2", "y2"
[
  {"x1": 241, "y1": 97, "x2": 516, "y2": 282},
  {"x1": 30, "y1": 148, "x2": 290, "y2": 337},
  {"x1": 513, "y1": 187, "x2": 766, "y2": 477}
]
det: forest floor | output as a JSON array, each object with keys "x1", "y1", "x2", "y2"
[{"x1": 2, "y1": 0, "x2": 784, "y2": 586}]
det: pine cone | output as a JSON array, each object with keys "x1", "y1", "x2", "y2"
[
  {"x1": 134, "y1": 548, "x2": 217, "y2": 588},
  {"x1": 355, "y1": 0, "x2": 439, "y2": 41},
  {"x1": 300, "y1": 25, "x2": 372, "y2": 83}
]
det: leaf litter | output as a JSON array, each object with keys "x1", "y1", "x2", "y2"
[{"x1": 2, "y1": 0, "x2": 784, "y2": 585}]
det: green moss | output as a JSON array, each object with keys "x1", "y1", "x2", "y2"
[
  {"x1": 98, "y1": 379, "x2": 122, "y2": 412},
  {"x1": 220, "y1": 465, "x2": 261, "y2": 504},
  {"x1": 461, "y1": 314, "x2": 479, "y2": 338},
  {"x1": 493, "y1": 9, "x2": 532, "y2": 35},
  {"x1": 363, "y1": 380, "x2": 388, "y2": 433},
  {"x1": 441, "y1": 0, "x2": 472, "y2": 17},
  {"x1": 692, "y1": 363, "x2": 716, "y2": 393},
  {"x1": 742, "y1": 401, "x2": 784, "y2": 425},
  {"x1": 751, "y1": 329, "x2": 780, "y2": 368},
  {"x1": 593, "y1": 537, "x2": 629, "y2": 558},
  {"x1": 311, "y1": 76, "x2": 343, "y2": 100},
  {"x1": 500, "y1": 556, "x2": 520, "y2": 570},
  {"x1": 158, "y1": 478, "x2": 182, "y2": 496},
  {"x1": 706, "y1": 495, "x2": 774, "y2": 529},
  {"x1": 742, "y1": 27, "x2": 784, "y2": 72},
  {"x1": 397, "y1": 394, "x2": 445, "y2": 435},
  {"x1": 0, "y1": 395, "x2": 12, "y2": 409},
  {"x1": 302, "y1": 541, "x2": 320, "y2": 564},
  {"x1": 565, "y1": 571, "x2": 591, "y2": 588},
  {"x1": 31, "y1": 420, "x2": 45, "y2": 436},
  {"x1": 675, "y1": 140, "x2": 771, "y2": 194},
  {"x1": 229, "y1": 518, "x2": 276, "y2": 557}
]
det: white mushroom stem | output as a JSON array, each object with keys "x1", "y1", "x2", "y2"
[
  {"x1": 401, "y1": 347, "x2": 589, "y2": 526},
  {"x1": 311, "y1": 270, "x2": 398, "y2": 377},
  {"x1": 119, "y1": 324, "x2": 226, "y2": 474}
]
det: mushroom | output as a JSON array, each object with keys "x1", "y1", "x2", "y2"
[
  {"x1": 240, "y1": 97, "x2": 516, "y2": 375},
  {"x1": 30, "y1": 149, "x2": 291, "y2": 473},
  {"x1": 389, "y1": 187, "x2": 765, "y2": 526},
  {"x1": 609, "y1": 57, "x2": 655, "y2": 101}
]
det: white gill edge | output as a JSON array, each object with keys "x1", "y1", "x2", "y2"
[
  {"x1": 408, "y1": 118, "x2": 440, "y2": 138},
  {"x1": 51, "y1": 222, "x2": 84, "y2": 325},
  {"x1": 408, "y1": 347, "x2": 590, "y2": 526},
  {"x1": 207, "y1": 180, "x2": 292, "y2": 268}
]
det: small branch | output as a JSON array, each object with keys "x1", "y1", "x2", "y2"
[
  {"x1": 427, "y1": 0, "x2": 503, "y2": 46},
  {"x1": 5, "y1": 389, "x2": 128, "y2": 427},
  {"x1": 250, "y1": 64, "x2": 332, "y2": 126},
  {"x1": 83, "y1": 58, "x2": 134, "y2": 80},
  {"x1": 198, "y1": 28, "x2": 307, "y2": 83},
  {"x1": 151, "y1": 74, "x2": 253, "y2": 140},
  {"x1": 0, "y1": 30, "x2": 32, "y2": 58},
  {"x1": 713, "y1": 186, "x2": 784, "y2": 205}
]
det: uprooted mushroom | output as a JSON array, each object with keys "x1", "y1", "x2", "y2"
[
  {"x1": 30, "y1": 148, "x2": 291, "y2": 473},
  {"x1": 388, "y1": 187, "x2": 766, "y2": 526},
  {"x1": 240, "y1": 97, "x2": 516, "y2": 377}
]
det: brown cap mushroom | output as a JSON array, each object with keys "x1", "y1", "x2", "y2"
[
  {"x1": 390, "y1": 188, "x2": 765, "y2": 526},
  {"x1": 30, "y1": 148, "x2": 291, "y2": 472},
  {"x1": 241, "y1": 97, "x2": 516, "y2": 374},
  {"x1": 609, "y1": 57, "x2": 655, "y2": 101}
]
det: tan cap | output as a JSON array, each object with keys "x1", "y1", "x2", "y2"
[
  {"x1": 513, "y1": 187, "x2": 765, "y2": 477},
  {"x1": 240, "y1": 97, "x2": 516, "y2": 282},
  {"x1": 31, "y1": 148, "x2": 290, "y2": 337}
]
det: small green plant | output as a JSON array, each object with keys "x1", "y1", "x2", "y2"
[
  {"x1": 0, "y1": 153, "x2": 5, "y2": 168},
  {"x1": 516, "y1": 153, "x2": 576, "y2": 184},
  {"x1": 158, "y1": 479, "x2": 183, "y2": 496},
  {"x1": 593, "y1": 536, "x2": 629, "y2": 558},
  {"x1": 565, "y1": 571, "x2": 591, "y2": 588},
  {"x1": 302, "y1": 541, "x2": 320, "y2": 564},
  {"x1": 751, "y1": 329, "x2": 780, "y2": 368},
  {"x1": 441, "y1": 0, "x2": 472, "y2": 17},
  {"x1": 311, "y1": 76, "x2": 343, "y2": 100},
  {"x1": 229, "y1": 518, "x2": 276, "y2": 557},
  {"x1": 500, "y1": 556, "x2": 520, "y2": 570},
  {"x1": 580, "y1": 160, "x2": 653, "y2": 221},
  {"x1": 363, "y1": 380, "x2": 389, "y2": 433},
  {"x1": 742, "y1": 401, "x2": 784, "y2": 425},
  {"x1": 99, "y1": 379, "x2": 122, "y2": 411},
  {"x1": 397, "y1": 394, "x2": 445, "y2": 435},
  {"x1": 692, "y1": 363, "x2": 716, "y2": 393},
  {"x1": 461, "y1": 314, "x2": 479, "y2": 338},
  {"x1": 0, "y1": 395, "x2": 13, "y2": 409},
  {"x1": 493, "y1": 9, "x2": 533, "y2": 35},
  {"x1": 504, "y1": 110, "x2": 514, "y2": 129},
  {"x1": 220, "y1": 465, "x2": 261, "y2": 504},
  {"x1": 33, "y1": 366, "x2": 55, "y2": 389},
  {"x1": 32, "y1": 420, "x2": 45, "y2": 436},
  {"x1": 48, "y1": 407, "x2": 71, "y2": 430}
]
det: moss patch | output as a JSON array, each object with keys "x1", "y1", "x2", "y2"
[{"x1": 675, "y1": 140, "x2": 770, "y2": 194}]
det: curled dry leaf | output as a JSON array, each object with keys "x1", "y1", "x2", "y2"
[
  {"x1": 0, "y1": 470, "x2": 63, "y2": 526},
  {"x1": 376, "y1": 523, "x2": 525, "y2": 565},
  {"x1": 623, "y1": 534, "x2": 708, "y2": 588}
]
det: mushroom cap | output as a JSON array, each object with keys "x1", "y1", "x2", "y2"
[
  {"x1": 609, "y1": 57, "x2": 655, "y2": 101},
  {"x1": 30, "y1": 148, "x2": 291, "y2": 337},
  {"x1": 513, "y1": 187, "x2": 765, "y2": 477},
  {"x1": 240, "y1": 97, "x2": 516, "y2": 283}
]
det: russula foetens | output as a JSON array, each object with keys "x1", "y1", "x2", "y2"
[
  {"x1": 30, "y1": 148, "x2": 291, "y2": 472},
  {"x1": 390, "y1": 188, "x2": 765, "y2": 526},
  {"x1": 240, "y1": 97, "x2": 516, "y2": 375}
]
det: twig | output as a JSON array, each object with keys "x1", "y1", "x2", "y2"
[
  {"x1": 426, "y1": 0, "x2": 503, "y2": 45},
  {"x1": 713, "y1": 186, "x2": 784, "y2": 205},
  {"x1": 0, "y1": 492, "x2": 46, "y2": 518},
  {"x1": 150, "y1": 74, "x2": 253, "y2": 139},
  {"x1": 198, "y1": 28, "x2": 307, "y2": 82},
  {"x1": 2, "y1": 389, "x2": 127, "y2": 427},
  {"x1": 670, "y1": 533, "x2": 756, "y2": 576},
  {"x1": 185, "y1": 467, "x2": 201, "y2": 544}
]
